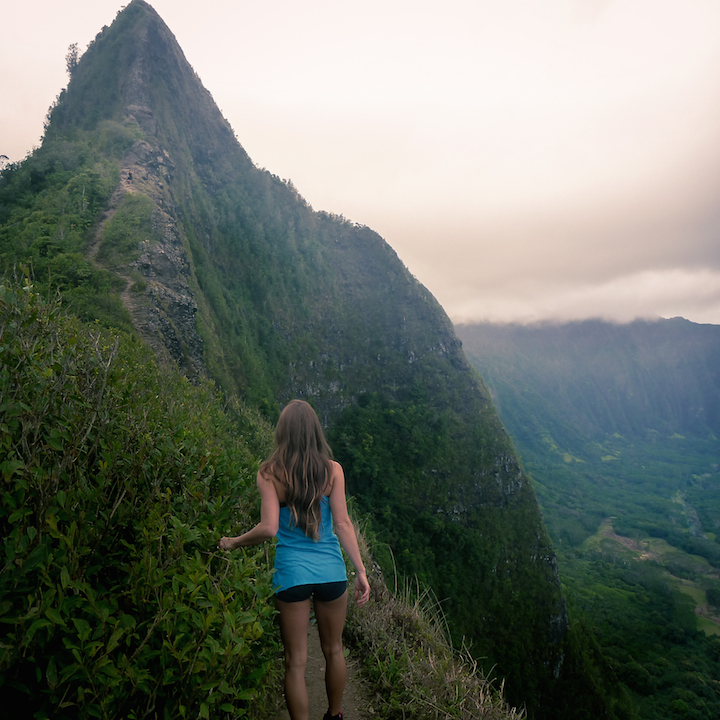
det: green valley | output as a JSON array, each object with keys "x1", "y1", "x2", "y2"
[{"x1": 457, "y1": 319, "x2": 720, "y2": 720}]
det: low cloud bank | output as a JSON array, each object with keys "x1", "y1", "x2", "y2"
[{"x1": 449, "y1": 268, "x2": 720, "y2": 325}]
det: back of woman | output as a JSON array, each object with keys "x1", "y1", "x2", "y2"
[{"x1": 219, "y1": 400, "x2": 370, "y2": 720}]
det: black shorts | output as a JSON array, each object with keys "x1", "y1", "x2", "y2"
[{"x1": 275, "y1": 580, "x2": 347, "y2": 603}]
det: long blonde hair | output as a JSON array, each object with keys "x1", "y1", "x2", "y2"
[{"x1": 261, "y1": 400, "x2": 333, "y2": 540}]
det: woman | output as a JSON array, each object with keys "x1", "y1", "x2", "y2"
[{"x1": 219, "y1": 400, "x2": 370, "y2": 720}]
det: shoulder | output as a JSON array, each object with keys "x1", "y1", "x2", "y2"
[
  {"x1": 329, "y1": 460, "x2": 344, "y2": 479},
  {"x1": 257, "y1": 468, "x2": 285, "y2": 501},
  {"x1": 326, "y1": 460, "x2": 345, "y2": 494}
]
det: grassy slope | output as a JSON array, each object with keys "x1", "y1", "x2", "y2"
[{"x1": 0, "y1": 279, "x2": 280, "y2": 719}]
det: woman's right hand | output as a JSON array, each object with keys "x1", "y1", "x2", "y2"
[
  {"x1": 354, "y1": 572, "x2": 371, "y2": 607},
  {"x1": 218, "y1": 536, "x2": 235, "y2": 550}
]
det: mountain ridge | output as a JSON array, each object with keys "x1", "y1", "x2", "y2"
[
  {"x1": 0, "y1": 3, "x2": 622, "y2": 717},
  {"x1": 456, "y1": 316, "x2": 720, "y2": 447}
]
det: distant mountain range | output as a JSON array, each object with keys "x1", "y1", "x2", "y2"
[{"x1": 457, "y1": 317, "x2": 720, "y2": 452}]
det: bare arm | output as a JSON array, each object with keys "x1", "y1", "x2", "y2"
[
  {"x1": 218, "y1": 471, "x2": 279, "y2": 550},
  {"x1": 328, "y1": 461, "x2": 371, "y2": 607}
]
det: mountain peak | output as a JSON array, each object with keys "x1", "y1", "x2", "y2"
[{"x1": 47, "y1": 0, "x2": 247, "y2": 176}]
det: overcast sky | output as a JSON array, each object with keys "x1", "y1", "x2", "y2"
[{"x1": 4, "y1": 0, "x2": 720, "y2": 325}]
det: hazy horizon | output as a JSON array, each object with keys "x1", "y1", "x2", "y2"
[{"x1": 4, "y1": 0, "x2": 720, "y2": 326}]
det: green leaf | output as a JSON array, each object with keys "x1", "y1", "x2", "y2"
[
  {"x1": 99, "y1": 660, "x2": 120, "y2": 679},
  {"x1": 106, "y1": 628, "x2": 123, "y2": 653},
  {"x1": 71, "y1": 617, "x2": 91, "y2": 641},
  {"x1": 59, "y1": 662, "x2": 81, "y2": 684},
  {"x1": 22, "y1": 543, "x2": 49, "y2": 573},
  {"x1": 25, "y1": 618, "x2": 52, "y2": 642},
  {"x1": 1, "y1": 459, "x2": 24, "y2": 482},
  {"x1": 8, "y1": 508, "x2": 28, "y2": 523},
  {"x1": 45, "y1": 607, "x2": 66, "y2": 627},
  {"x1": 118, "y1": 613, "x2": 136, "y2": 630},
  {"x1": 46, "y1": 656, "x2": 58, "y2": 690}
]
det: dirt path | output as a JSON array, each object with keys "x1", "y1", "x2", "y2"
[
  {"x1": 272, "y1": 622, "x2": 373, "y2": 720},
  {"x1": 86, "y1": 170, "x2": 145, "y2": 321}
]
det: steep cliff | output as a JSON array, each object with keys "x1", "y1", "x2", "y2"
[
  {"x1": 0, "y1": 3, "x2": 611, "y2": 716},
  {"x1": 456, "y1": 318, "x2": 720, "y2": 450}
]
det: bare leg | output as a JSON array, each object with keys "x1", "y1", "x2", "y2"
[
  {"x1": 314, "y1": 591, "x2": 348, "y2": 716},
  {"x1": 276, "y1": 597, "x2": 312, "y2": 720}
]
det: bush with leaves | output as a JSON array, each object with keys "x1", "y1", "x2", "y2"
[{"x1": 0, "y1": 279, "x2": 279, "y2": 719}]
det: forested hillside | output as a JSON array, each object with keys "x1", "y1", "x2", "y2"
[
  {"x1": 0, "y1": 2, "x2": 624, "y2": 717},
  {"x1": 457, "y1": 318, "x2": 720, "y2": 448},
  {"x1": 457, "y1": 319, "x2": 720, "y2": 720}
]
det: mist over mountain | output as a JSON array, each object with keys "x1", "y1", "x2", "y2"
[
  {"x1": 0, "y1": 2, "x2": 632, "y2": 717},
  {"x1": 456, "y1": 317, "x2": 720, "y2": 452}
]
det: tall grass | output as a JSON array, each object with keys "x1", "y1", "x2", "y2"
[{"x1": 344, "y1": 522, "x2": 525, "y2": 720}]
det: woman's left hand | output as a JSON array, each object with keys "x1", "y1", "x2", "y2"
[
  {"x1": 217, "y1": 536, "x2": 235, "y2": 550},
  {"x1": 354, "y1": 573, "x2": 371, "y2": 607}
]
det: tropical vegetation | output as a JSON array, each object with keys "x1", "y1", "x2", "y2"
[{"x1": 0, "y1": 2, "x2": 640, "y2": 717}]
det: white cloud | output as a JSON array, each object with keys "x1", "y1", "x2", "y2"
[{"x1": 449, "y1": 268, "x2": 720, "y2": 325}]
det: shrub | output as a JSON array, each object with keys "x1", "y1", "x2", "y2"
[
  {"x1": 0, "y1": 279, "x2": 279, "y2": 719},
  {"x1": 707, "y1": 587, "x2": 720, "y2": 610}
]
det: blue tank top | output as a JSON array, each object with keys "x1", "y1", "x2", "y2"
[{"x1": 273, "y1": 495, "x2": 347, "y2": 591}]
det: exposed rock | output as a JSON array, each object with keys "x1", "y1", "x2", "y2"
[{"x1": 90, "y1": 132, "x2": 204, "y2": 381}]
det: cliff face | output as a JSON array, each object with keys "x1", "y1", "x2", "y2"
[
  {"x1": 83, "y1": 137, "x2": 204, "y2": 379},
  {"x1": 0, "y1": 3, "x2": 608, "y2": 716},
  {"x1": 456, "y1": 318, "x2": 720, "y2": 448}
]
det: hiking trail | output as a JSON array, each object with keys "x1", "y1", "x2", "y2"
[{"x1": 272, "y1": 622, "x2": 374, "y2": 720}]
